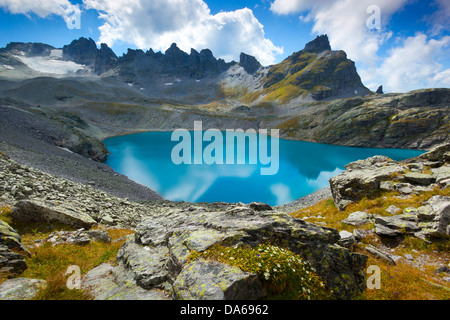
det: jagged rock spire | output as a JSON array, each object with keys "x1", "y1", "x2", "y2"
[{"x1": 304, "y1": 34, "x2": 331, "y2": 53}]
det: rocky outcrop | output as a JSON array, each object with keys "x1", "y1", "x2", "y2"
[
  {"x1": 0, "y1": 220, "x2": 30, "y2": 256},
  {"x1": 1, "y1": 151, "x2": 369, "y2": 299},
  {"x1": 0, "y1": 42, "x2": 54, "y2": 57},
  {"x1": 376, "y1": 85, "x2": 383, "y2": 94},
  {"x1": 0, "y1": 245, "x2": 27, "y2": 277},
  {"x1": 0, "y1": 278, "x2": 46, "y2": 300},
  {"x1": 110, "y1": 203, "x2": 367, "y2": 300},
  {"x1": 304, "y1": 35, "x2": 332, "y2": 53},
  {"x1": 330, "y1": 143, "x2": 450, "y2": 211},
  {"x1": 315, "y1": 89, "x2": 450, "y2": 150},
  {"x1": 375, "y1": 195, "x2": 450, "y2": 240},
  {"x1": 62, "y1": 37, "x2": 118, "y2": 74},
  {"x1": 117, "y1": 43, "x2": 233, "y2": 84},
  {"x1": 263, "y1": 35, "x2": 370, "y2": 101},
  {"x1": 0, "y1": 220, "x2": 29, "y2": 277}
]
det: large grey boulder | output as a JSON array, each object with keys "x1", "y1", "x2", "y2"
[
  {"x1": 342, "y1": 211, "x2": 372, "y2": 226},
  {"x1": 416, "y1": 195, "x2": 450, "y2": 238},
  {"x1": 0, "y1": 220, "x2": 29, "y2": 276},
  {"x1": 111, "y1": 203, "x2": 367, "y2": 300},
  {"x1": 173, "y1": 258, "x2": 265, "y2": 300},
  {"x1": 11, "y1": 200, "x2": 97, "y2": 229}
]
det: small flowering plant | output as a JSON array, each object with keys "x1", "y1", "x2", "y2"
[{"x1": 195, "y1": 243, "x2": 331, "y2": 300}]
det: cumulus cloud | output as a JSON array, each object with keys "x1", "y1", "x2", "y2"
[
  {"x1": 83, "y1": 0, "x2": 283, "y2": 65},
  {"x1": 0, "y1": 0, "x2": 80, "y2": 21},
  {"x1": 270, "y1": 0, "x2": 450, "y2": 92},
  {"x1": 375, "y1": 34, "x2": 450, "y2": 92},
  {"x1": 270, "y1": 0, "x2": 406, "y2": 64}
]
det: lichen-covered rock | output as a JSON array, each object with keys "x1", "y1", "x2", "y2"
[
  {"x1": 329, "y1": 156, "x2": 408, "y2": 210},
  {"x1": 404, "y1": 172, "x2": 436, "y2": 185},
  {"x1": 116, "y1": 239, "x2": 170, "y2": 290},
  {"x1": 43, "y1": 229, "x2": 111, "y2": 246},
  {"x1": 342, "y1": 211, "x2": 372, "y2": 226},
  {"x1": 0, "y1": 220, "x2": 29, "y2": 276},
  {"x1": 0, "y1": 278, "x2": 46, "y2": 300},
  {"x1": 173, "y1": 258, "x2": 265, "y2": 300},
  {"x1": 330, "y1": 144, "x2": 450, "y2": 211},
  {"x1": 81, "y1": 263, "x2": 170, "y2": 300},
  {"x1": 0, "y1": 220, "x2": 30, "y2": 256},
  {"x1": 0, "y1": 244, "x2": 28, "y2": 276},
  {"x1": 374, "y1": 196, "x2": 449, "y2": 239},
  {"x1": 114, "y1": 203, "x2": 367, "y2": 300}
]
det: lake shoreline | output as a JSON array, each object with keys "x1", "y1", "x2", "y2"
[{"x1": 104, "y1": 131, "x2": 424, "y2": 206}]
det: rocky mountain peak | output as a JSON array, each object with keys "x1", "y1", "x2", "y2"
[
  {"x1": 239, "y1": 52, "x2": 261, "y2": 74},
  {"x1": 62, "y1": 37, "x2": 117, "y2": 74},
  {"x1": 2, "y1": 42, "x2": 55, "y2": 57},
  {"x1": 304, "y1": 34, "x2": 332, "y2": 53},
  {"x1": 165, "y1": 43, "x2": 187, "y2": 58}
]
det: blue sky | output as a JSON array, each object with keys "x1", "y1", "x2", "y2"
[{"x1": 0, "y1": 0, "x2": 449, "y2": 92}]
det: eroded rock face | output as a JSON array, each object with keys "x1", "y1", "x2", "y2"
[
  {"x1": 111, "y1": 204, "x2": 368, "y2": 300},
  {"x1": 329, "y1": 156, "x2": 408, "y2": 210}
]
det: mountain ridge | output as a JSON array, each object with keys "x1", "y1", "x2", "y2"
[{"x1": 0, "y1": 35, "x2": 371, "y2": 103}]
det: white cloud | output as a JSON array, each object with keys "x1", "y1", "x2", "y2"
[
  {"x1": 375, "y1": 34, "x2": 450, "y2": 92},
  {"x1": 271, "y1": 0, "x2": 406, "y2": 65},
  {"x1": 429, "y1": 0, "x2": 450, "y2": 35},
  {"x1": 0, "y1": 0, "x2": 79, "y2": 21},
  {"x1": 270, "y1": 0, "x2": 450, "y2": 92},
  {"x1": 83, "y1": 0, "x2": 283, "y2": 65}
]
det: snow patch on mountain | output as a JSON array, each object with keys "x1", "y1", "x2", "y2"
[{"x1": 13, "y1": 54, "x2": 88, "y2": 75}]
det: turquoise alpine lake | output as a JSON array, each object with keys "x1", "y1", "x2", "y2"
[{"x1": 104, "y1": 131, "x2": 425, "y2": 206}]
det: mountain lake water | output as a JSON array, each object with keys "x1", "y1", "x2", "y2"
[{"x1": 104, "y1": 131, "x2": 425, "y2": 206}]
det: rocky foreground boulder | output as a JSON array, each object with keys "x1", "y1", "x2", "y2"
[{"x1": 83, "y1": 203, "x2": 368, "y2": 300}]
